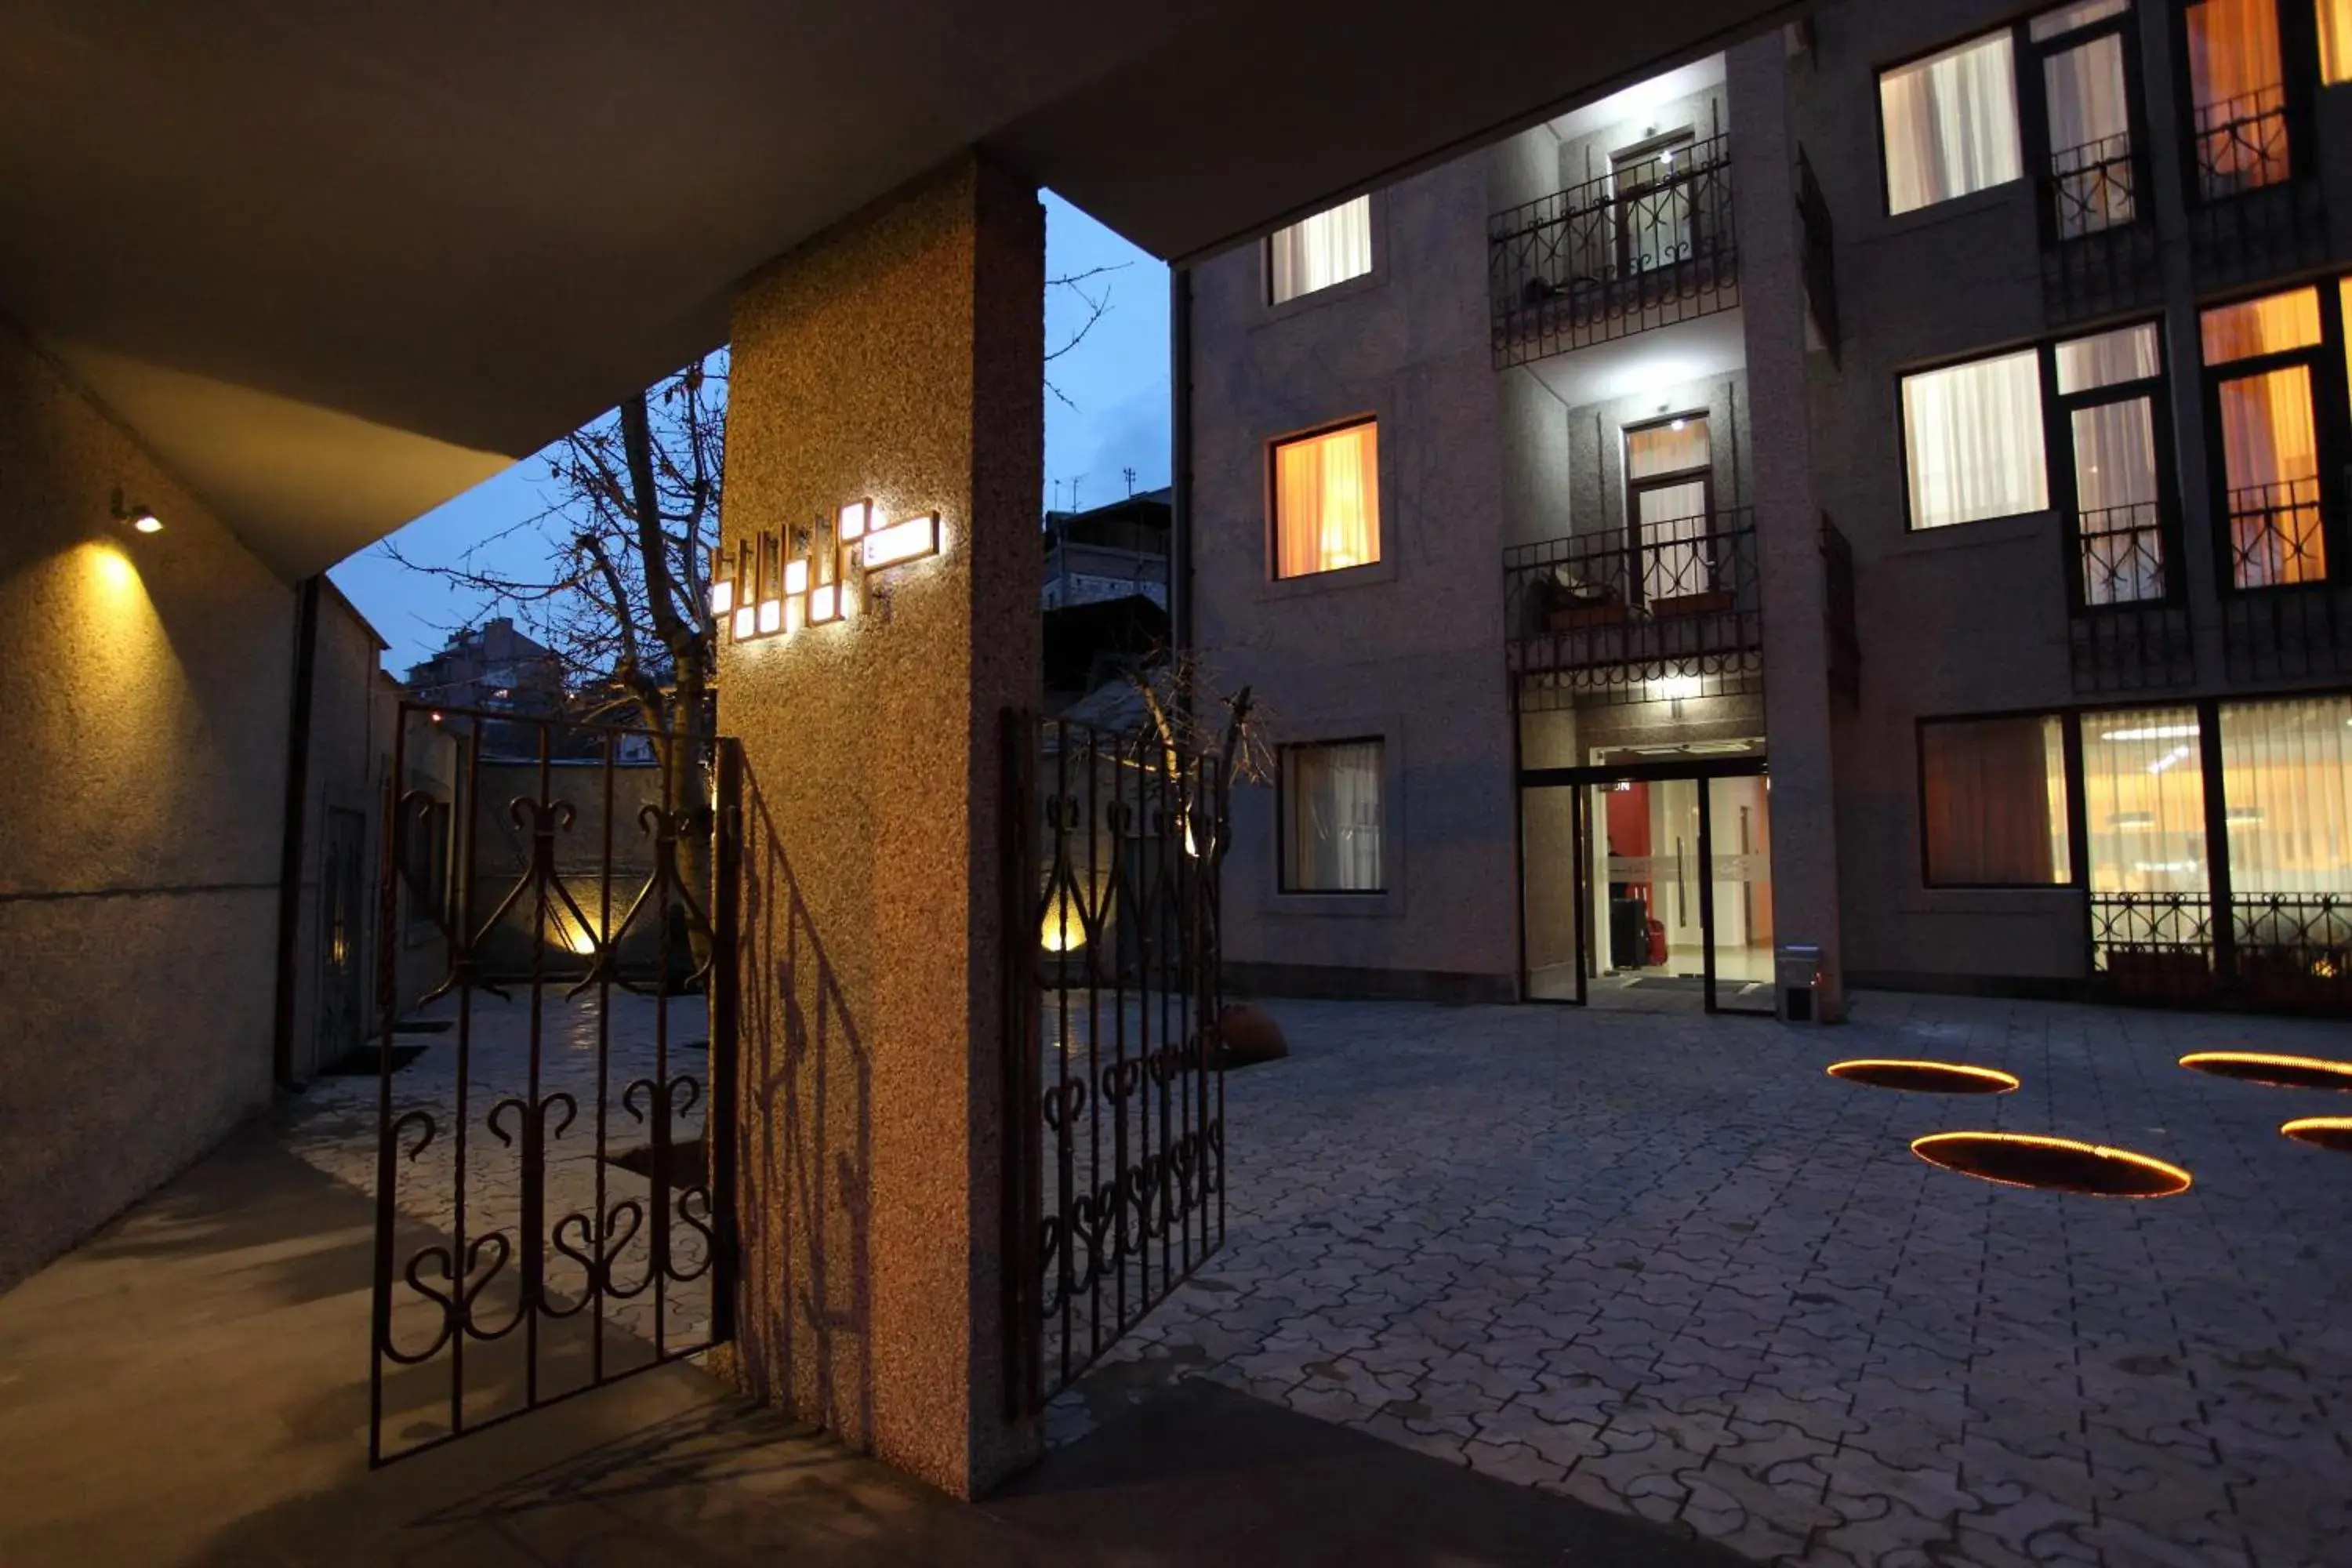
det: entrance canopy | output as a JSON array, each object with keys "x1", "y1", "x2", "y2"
[{"x1": 0, "y1": 0, "x2": 1797, "y2": 575}]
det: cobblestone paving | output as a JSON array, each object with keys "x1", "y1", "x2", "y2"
[
  {"x1": 1049, "y1": 993, "x2": 2352, "y2": 1567},
  {"x1": 281, "y1": 991, "x2": 715, "y2": 1356}
]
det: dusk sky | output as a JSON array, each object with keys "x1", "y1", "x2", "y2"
[{"x1": 329, "y1": 191, "x2": 1171, "y2": 678}]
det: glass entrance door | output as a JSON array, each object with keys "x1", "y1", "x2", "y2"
[{"x1": 1519, "y1": 760, "x2": 1771, "y2": 1011}]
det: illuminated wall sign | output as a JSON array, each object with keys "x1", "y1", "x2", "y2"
[{"x1": 718, "y1": 499, "x2": 942, "y2": 644}]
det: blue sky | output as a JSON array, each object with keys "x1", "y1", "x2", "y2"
[{"x1": 330, "y1": 191, "x2": 1170, "y2": 678}]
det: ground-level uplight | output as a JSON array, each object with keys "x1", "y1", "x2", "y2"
[
  {"x1": 1828, "y1": 1059, "x2": 2019, "y2": 1094},
  {"x1": 1910, "y1": 1132, "x2": 2191, "y2": 1198},
  {"x1": 2280, "y1": 1116, "x2": 2352, "y2": 1153},
  {"x1": 2178, "y1": 1051, "x2": 2352, "y2": 1091}
]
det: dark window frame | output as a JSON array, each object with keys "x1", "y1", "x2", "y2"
[
  {"x1": 2195, "y1": 278, "x2": 2349, "y2": 593},
  {"x1": 2018, "y1": 2, "x2": 2153, "y2": 246},
  {"x1": 2039, "y1": 318, "x2": 2185, "y2": 612},
  {"x1": 1266, "y1": 413, "x2": 1383, "y2": 583},
  {"x1": 1276, "y1": 735, "x2": 1388, "y2": 895},
  {"x1": 1916, "y1": 711, "x2": 2084, "y2": 890}
]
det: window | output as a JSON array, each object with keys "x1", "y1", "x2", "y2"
[
  {"x1": 2055, "y1": 323, "x2": 2169, "y2": 604},
  {"x1": 1268, "y1": 196, "x2": 1372, "y2": 304},
  {"x1": 2325, "y1": 0, "x2": 2352, "y2": 83},
  {"x1": 2201, "y1": 288, "x2": 2330, "y2": 587},
  {"x1": 1272, "y1": 420, "x2": 1380, "y2": 578},
  {"x1": 2186, "y1": 0, "x2": 2290, "y2": 198},
  {"x1": 1282, "y1": 740, "x2": 1385, "y2": 892},
  {"x1": 1922, "y1": 716, "x2": 2073, "y2": 884},
  {"x1": 2083, "y1": 707, "x2": 2209, "y2": 896},
  {"x1": 1611, "y1": 132, "x2": 1697, "y2": 274},
  {"x1": 2220, "y1": 695, "x2": 2352, "y2": 895},
  {"x1": 1625, "y1": 416, "x2": 1713, "y2": 602},
  {"x1": 1881, "y1": 31, "x2": 2024, "y2": 214},
  {"x1": 2034, "y1": 2, "x2": 2137, "y2": 237},
  {"x1": 1901, "y1": 349, "x2": 2049, "y2": 528}
]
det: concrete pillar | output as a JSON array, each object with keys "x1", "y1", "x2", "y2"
[
  {"x1": 715, "y1": 151, "x2": 1043, "y2": 1497},
  {"x1": 1730, "y1": 37, "x2": 1846, "y2": 1020}
]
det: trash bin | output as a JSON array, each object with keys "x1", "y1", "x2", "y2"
[{"x1": 1776, "y1": 942, "x2": 1824, "y2": 1023}]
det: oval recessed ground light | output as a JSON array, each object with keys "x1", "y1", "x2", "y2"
[
  {"x1": 2178, "y1": 1051, "x2": 2352, "y2": 1091},
  {"x1": 1828, "y1": 1058, "x2": 2020, "y2": 1094},
  {"x1": 2281, "y1": 1116, "x2": 2352, "y2": 1153},
  {"x1": 1911, "y1": 1132, "x2": 2192, "y2": 1198}
]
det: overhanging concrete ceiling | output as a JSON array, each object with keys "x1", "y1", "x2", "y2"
[{"x1": 0, "y1": 0, "x2": 1796, "y2": 579}]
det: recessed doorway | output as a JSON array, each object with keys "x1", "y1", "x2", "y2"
[{"x1": 1519, "y1": 751, "x2": 1772, "y2": 1013}]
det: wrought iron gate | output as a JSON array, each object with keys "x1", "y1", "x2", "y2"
[
  {"x1": 1004, "y1": 710, "x2": 1225, "y2": 1414},
  {"x1": 368, "y1": 703, "x2": 736, "y2": 1465}
]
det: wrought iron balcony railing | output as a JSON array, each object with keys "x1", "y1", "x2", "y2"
[
  {"x1": 2040, "y1": 133, "x2": 2161, "y2": 322},
  {"x1": 2092, "y1": 891, "x2": 2215, "y2": 1004},
  {"x1": 2052, "y1": 132, "x2": 2138, "y2": 238},
  {"x1": 1504, "y1": 508, "x2": 1760, "y2": 693},
  {"x1": 2227, "y1": 478, "x2": 2328, "y2": 590},
  {"x1": 2234, "y1": 893, "x2": 2352, "y2": 1012},
  {"x1": 2078, "y1": 499, "x2": 2168, "y2": 607},
  {"x1": 2194, "y1": 85, "x2": 2291, "y2": 201},
  {"x1": 1489, "y1": 132, "x2": 1737, "y2": 370}
]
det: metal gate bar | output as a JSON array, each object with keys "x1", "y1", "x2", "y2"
[
  {"x1": 1006, "y1": 708, "x2": 1225, "y2": 1417},
  {"x1": 368, "y1": 702, "x2": 735, "y2": 1465}
]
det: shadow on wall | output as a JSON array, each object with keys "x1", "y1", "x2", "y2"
[{"x1": 728, "y1": 768, "x2": 873, "y2": 1451}]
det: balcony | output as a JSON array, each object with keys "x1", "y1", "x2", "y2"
[
  {"x1": 1489, "y1": 132, "x2": 1737, "y2": 371},
  {"x1": 1504, "y1": 506, "x2": 1761, "y2": 703},
  {"x1": 2067, "y1": 499, "x2": 2194, "y2": 692},
  {"x1": 2187, "y1": 86, "x2": 2325, "y2": 289},
  {"x1": 2217, "y1": 478, "x2": 2352, "y2": 679},
  {"x1": 2038, "y1": 132, "x2": 2161, "y2": 324}
]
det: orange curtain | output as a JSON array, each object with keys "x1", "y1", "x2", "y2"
[
  {"x1": 1275, "y1": 423, "x2": 1380, "y2": 578},
  {"x1": 2188, "y1": 0, "x2": 2284, "y2": 107}
]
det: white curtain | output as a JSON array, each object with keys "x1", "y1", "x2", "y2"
[
  {"x1": 1275, "y1": 422, "x2": 1380, "y2": 577},
  {"x1": 2045, "y1": 32, "x2": 2136, "y2": 234},
  {"x1": 2083, "y1": 708, "x2": 2209, "y2": 895},
  {"x1": 2071, "y1": 397, "x2": 2165, "y2": 603},
  {"x1": 1269, "y1": 196, "x2": 1373, "y2": 304},
  {"x1": 1882, "y1": 31, "x2": 2024, "y2": 214},
  {"x1": 2220, "y1": 696, "x2": 2352, "y2": 895},
  {"x1": 2056, "y1": 323, "x2": 2160, "y2": 394},
  {"x1": 1903, "y1": 350, "x2": 2049, "y2": 529},
  {"x1": 1287, "y1": 742, "x2": 1384, "y2": 891}
]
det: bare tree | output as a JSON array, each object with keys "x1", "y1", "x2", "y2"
[{"x1": 1127, "y1": 650, "x2": 1272, "y2": 868}]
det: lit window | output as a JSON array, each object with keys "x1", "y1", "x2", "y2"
[
  {"x1": 2056, "y1": 323, "x2": 2167, "y2": 605},
  {"x1": 1272, "y1": 420, "x2": 1380, "y2": 577},
  {"x1": 2325, "y1": 0, "x2": 2352, "y2": 84},
  {"x1": 1268, "y1": 196, "x2": 1372, "y2": 303},
  {"x1": 1901, "y1": 350, "x2": 2049, "y2": 529},
  {"x1": 2037, "y1": 3, "x2": 2137, "y2": 237},
  {"x1": 1922, "y1": 716, "x2": 2073, "y2": 886},
  {"x1": 2201, "y1": 289, "x2": 2328, "y2": 588},
  {"x1": 1880, "y1": 31, "x2": 2023, "y2": 215},
  {"x1": 1283, "y1": 740, "x2": 1384, "y2": 892},
  {"x1": 2084, "y1": 707, "x2": 2209, "y2": 897},
  {"x1": 2220, "y1": 696, "x2": 2352, "y2": 902},
  {"x1": 2187, "y1": 0, "x2": 2289, "y2": 196}
]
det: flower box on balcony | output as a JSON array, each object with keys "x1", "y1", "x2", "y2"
[
  {"x1": 1649, "y1": 590, "x2": 1736, "y2": 619},
  {"x1": 1548, "y1": 603, "x2": 1632, "y2": 631}
]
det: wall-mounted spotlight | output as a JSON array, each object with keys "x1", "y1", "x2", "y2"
[{"x1": 111, "y1": 488, "x2": 163, "y2": 534}]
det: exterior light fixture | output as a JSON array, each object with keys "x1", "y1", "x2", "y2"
[
  {"x1": 2178, "y1": 1051, "x2": 2352, "y2": 1090},
  {"x1": 111, "y1": 488, "x2": 162, "y2": 534},
  {"x1": 838, "y1": 499, "x2": 872, "y2": 543},
  {"x1": 863, "y1": 511, "x2": 940, "y2": 570},
  {"x1": 732, "y1": 604, "x2": 757, "y2": 640},
  {"x1": 808, "y1": 581, "x2": 840, "y2": 623},
  {"x1": 708, "y1": 542, "x2": 735, "y2": 616},
  {"x1": 1827, "y1": 1058, "x2": 2020, "y2": 1094},
  {"x1": 1910, "y1": 1131, "x2": 2191, "y2": 1198}
]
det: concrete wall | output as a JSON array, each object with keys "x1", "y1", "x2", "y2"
[
  {"x1": 1189, "y1": 158, "x2": 1519, "y2": 1000},
  {"x1": 718, "y1": 153, "x2": 1040, "y2": 1497},
  {"x1": 0, "y1": 324, "x2": 295, "y2": 1292}
]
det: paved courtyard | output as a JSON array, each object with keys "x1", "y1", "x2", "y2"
[{"x1": 1049, "y1": 993, "x2": 2352, "y2": 1567}]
